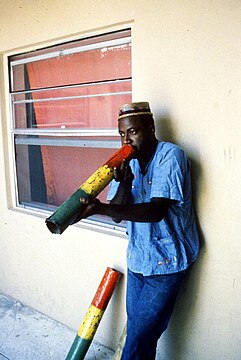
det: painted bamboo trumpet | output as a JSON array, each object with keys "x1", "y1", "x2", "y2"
[
  {"x1": 65, "y1": 267, "x2": 122, "y2": 360},
  {"x1": 45, "y1": 144, "x2": 135, "y2": 234}
]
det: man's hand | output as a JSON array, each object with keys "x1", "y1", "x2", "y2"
[
  {"x1": 113, "y1": 159, "x2": 134, "y2": 184},
  {"x1": 79, "y1": 197, "x2": 101, "y2": 219}
]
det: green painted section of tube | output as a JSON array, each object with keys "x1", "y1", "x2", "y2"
[
  {"x1": 65, "y1": 335, "x2": 91, "y2": 360},
  {"x1": 45, "y1": 188, "x2": 89, "y2": 235}
]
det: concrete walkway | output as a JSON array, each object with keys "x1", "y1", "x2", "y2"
[{"x1": 0, "y1": 292, "x2": 114, "y2": 360}]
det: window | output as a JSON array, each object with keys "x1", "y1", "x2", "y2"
[{"x1": 9, "y1": 29, "x2": 131, "y2": 229}]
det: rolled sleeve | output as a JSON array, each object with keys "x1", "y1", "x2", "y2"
[{"x1": 150, "y1": 148, "x2": 187, "y2": 204}]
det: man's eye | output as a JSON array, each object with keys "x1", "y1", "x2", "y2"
[
  {"x1": 119, "y1": 133, "x2": 124, "y2": 137},
  {"x1": 129, "y1": 130, "x2": 136, "y2": 135}
]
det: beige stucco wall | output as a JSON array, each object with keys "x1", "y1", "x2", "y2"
[{"x1": 0, "y1": 1, "x2": 240, "y2": 358}]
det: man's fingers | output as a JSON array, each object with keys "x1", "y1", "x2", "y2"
[
  {"x1": 113, "y1": 167, "x2": 119, "y2": 180},
  {"x1": 113, "y1": 159, "x2": 133, "y2": 183},
  {"x1": 120, "y1": 158, "x2": 126, "y2": 171}
]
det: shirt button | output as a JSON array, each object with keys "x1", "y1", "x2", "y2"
[{"x1": 149, "y1": 181, "x2": 152, "y2": 185}]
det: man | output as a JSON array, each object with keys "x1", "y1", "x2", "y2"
[{"x1": 80, "y1": 102, "x2": 199, "y2": 360}]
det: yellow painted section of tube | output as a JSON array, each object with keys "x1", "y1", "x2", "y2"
[
  {"x1": 77, "y1": 305, "x2": 104, "y2": 340},
  {"x1": 80, "y1": 165, "x2": 113, "y2": 197}
]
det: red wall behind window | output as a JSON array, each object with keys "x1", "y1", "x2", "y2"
[{"x1": 26, "y1": 43, "x2": 131, "y2": 205}]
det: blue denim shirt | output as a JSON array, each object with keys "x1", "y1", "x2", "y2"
[{"x1": 107, "y1": 141, "x2": 199, "y2": 276}]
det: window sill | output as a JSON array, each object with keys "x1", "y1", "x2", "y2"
[{"x1": 10, "y1": 205, "x2": 127, "y2": 239}]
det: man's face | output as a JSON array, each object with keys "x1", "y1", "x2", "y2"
[{"x1": 118, "y1": 116, "x2": 155, "y2": 157}]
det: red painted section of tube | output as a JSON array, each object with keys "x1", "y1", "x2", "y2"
[
  {"x1": 104, "y1": 144, "x2": 135, "y2": 168},
  {"x1": 91, "y1": 267, "x2": 122, "y2": 310}
]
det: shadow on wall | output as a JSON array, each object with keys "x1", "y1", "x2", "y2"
[
  {"x1": 155, "y1": 115, "x2": 176, "y2": 144},
  {"x1": 155, "y1": 114, "x2": 206, "y2": 359}
]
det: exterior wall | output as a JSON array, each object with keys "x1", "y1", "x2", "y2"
[{"x1": 0, "y1": 1, "x2": 240, "y2": 358}]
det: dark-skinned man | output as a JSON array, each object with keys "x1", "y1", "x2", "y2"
[{"x1": 80, "y1": 102, "x2": 199, "y2": 360}]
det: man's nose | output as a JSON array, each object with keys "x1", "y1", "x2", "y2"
[{"x1": 123, "y1": 134, "x2": 131, "y2": 144}]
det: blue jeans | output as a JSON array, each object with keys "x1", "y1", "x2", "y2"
[{"x1": 121, "y1": 269, "x2": 186, "y2": 360}]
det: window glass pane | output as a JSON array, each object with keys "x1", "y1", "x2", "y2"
[
  {"x1": 15, "y1": 141, "x2": 117, "y2": 207},
  {"x1": 13, "y1": 80, "x2": 131, "y2": 129},
  {"x1": 26, "y1": 44, "x2": 131, "y2": 90},
  {"x1": 10, "y1": 30, "x2": 131, "y2": 91}
]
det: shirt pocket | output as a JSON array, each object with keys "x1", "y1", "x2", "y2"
[{"x1": 153, "y1": 235, "x2": 179, "y2": 266}]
